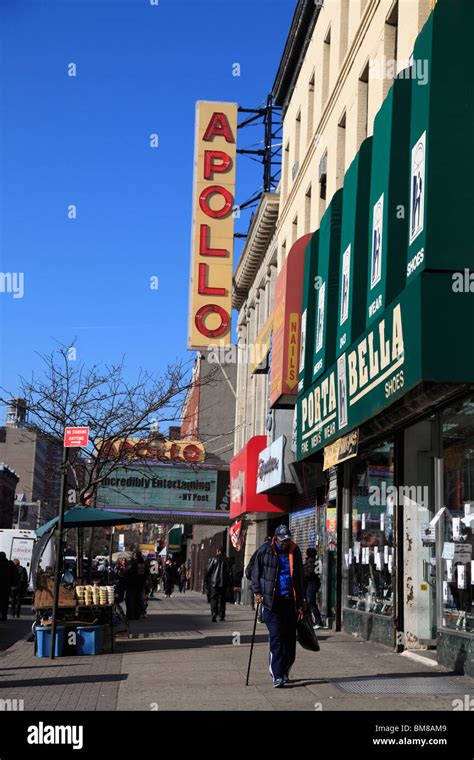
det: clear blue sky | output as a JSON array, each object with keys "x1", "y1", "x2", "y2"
[{"x1": 0, "y1": 0, "x2": 294, "y2": 408}]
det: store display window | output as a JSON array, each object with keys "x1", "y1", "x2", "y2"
[
  {"x1": 442, "y1": 397, "x2": 474, "y2": 633},
  {"x1": 345, "y1": 440, "x2": 395, "y2": 615}
]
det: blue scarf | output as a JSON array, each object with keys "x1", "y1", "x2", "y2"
[{"x1": 274, "y1": 540, "x2": 293, "y2": 597}]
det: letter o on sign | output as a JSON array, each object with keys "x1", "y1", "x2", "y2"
[
  {"x1": 195, "y1": 304, "x2": 230, "y2": 338},
  {"x1": 199, "y1": 185, "x2": 234, "y2": 219}
]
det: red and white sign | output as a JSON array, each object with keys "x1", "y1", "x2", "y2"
[
  {"x1": 64, "y1": 427, "x2": 89, "y2": 448},
  {"x1": 230, "y1": 520, "x2": 243, "y2": 551},
  {"x1": 230, "y1": 436, "x2": 286, "y2": 520}
]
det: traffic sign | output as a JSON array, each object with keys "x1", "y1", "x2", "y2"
[{"x1": 64, "y1": 426, "x2": 89, "y2": 448}]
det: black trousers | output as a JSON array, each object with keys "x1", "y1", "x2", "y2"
[
  {"x1": 210, "y1": 586, "x2": 227, "y2": 619},
  {"x1": 0, "y1": 590, "x2": 9, "y2": 620},
  {"x1": 11, "y1": 587, "x2": 24, "y2": 617},
  {"x1": 263, "y1": 597, "x2": 297, "y2": 680}
]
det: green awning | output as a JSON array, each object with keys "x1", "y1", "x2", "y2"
[
  {"x1": 312, "y1": 189, "x2": 343, "y2": 382},
  {"x1": 298, "y1": 229, "x2": 319, "y2": 396},
  {"x1": 365, "y1": 75, "x2": 411, "y2": 328},
  {"x1": 336, "y1": 136, "x2": 372, "y2": 357},
  {"x1": 35, "y1": 507, "x2": 141, "y2": 537},
  {"x1": 406, "y1": 0, "x2": 473, "y2": 277}
]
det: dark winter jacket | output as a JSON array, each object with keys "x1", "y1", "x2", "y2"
[
  {"x1": 205, "y1": 556, "x2": 231, "y2": 589},
  {"x1": 251, "y1": 538, "x2": 305, "y2": 611},
  {"x1": 0, "y1": 558, "x2": 16, "y2": 590},
  {"x1": 12, "y1": 564, "x2": 28, "y2": 590}
]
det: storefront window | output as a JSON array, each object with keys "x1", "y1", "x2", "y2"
[
  {"x1": 442, "y1": 397, "x2": 474, "y2": 633},
  {"x1": 345, "y1": 440, "x2": 395, "y2": 615}
]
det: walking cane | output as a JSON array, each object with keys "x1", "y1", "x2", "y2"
[{"x1": 245, "y1": 602, "x2": 260, "y2": 686}]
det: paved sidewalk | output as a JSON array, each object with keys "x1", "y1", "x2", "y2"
[{"x1": 0, "y1": 591, "x2": 472, "y2": 711}]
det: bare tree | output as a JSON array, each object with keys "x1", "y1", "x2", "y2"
[{"x1": 1, "y1": 341, "x2": 217, "y2": 509}]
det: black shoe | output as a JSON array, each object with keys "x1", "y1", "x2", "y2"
[
  {"x1": 211, "y1": 615, "x2": 217, "y2": 622},
  {"x1": 220, "y1": 617, "x2": 225, "y2": 621}
]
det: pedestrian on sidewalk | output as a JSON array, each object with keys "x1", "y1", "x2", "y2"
[
  {"x1": 164, "y1": 559, "x2": 175, "y2": 597},
  {"x1": 303, "y1": 548, "x2": 323, "y2": 629},
  {"x1": 149, "y1": 559, "x2": 159, "y2": 597},
  {"x1": 178, "y1": 563, "x2": 187, "y2": 594},
  {"x1": 0, "y1": 552, "x2": 15, "y2": 621},
  {"x1": 205, "y1": 547, "x2": 231, "y2": 622},
  {"x1": 251, "y1": 525, "x2": 305, "y2": 688},
  {"x1": 124, "y1": 551, "x2": 149, "y2": 620},
  {"x1": 10, "y1": 559, "x2": 28, "y2": 618}
]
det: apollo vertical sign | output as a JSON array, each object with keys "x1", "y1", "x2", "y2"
[{"x1": 188, "y1": 102, "x2": 238, "y2": 348}]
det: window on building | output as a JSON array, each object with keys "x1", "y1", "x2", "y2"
[
  {"x1": 321, "y1": 27, "x2": 331, "y2": 113},
  {"x1": 346, "y1": 440, "x2": 395, "y2": 616},
  {"x1": 283, "y1": 140, "x2": 290, "y2": 202},
  {"x1": 307, "y1": 71, "x2": 315, "y2": 147},
  {"x1": 293, "y1": 110, "x2": 301, "y2": 182},
  {"x1": 384, "y1": 1, "x2": 399, "y2": 95},
  {"x1": 357, "y1": 60, "x2": 369, "y2": 147},
  {"x1": 305, "y1": 184, "x2": 312, "y2": 234},
  {"x1": 318, "y1": 151, "x2": 327, "y2": 223},
  {"x1": 337, "y1": 110, "x2": 346, "y2": 189},
  {"x1": 292, "y1": 215, "x2": 298, "y2": 245},
  {"x1": 441, "y1": 396, "x2": 474, "y2": 633}
]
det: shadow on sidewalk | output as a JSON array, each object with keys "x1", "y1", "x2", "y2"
[
  {"x1": 115, "y1": 633, "x2": 269, "y2": 653},
  {"x1": 0, "y1": 673, "x2": 127, "y2": 690}
]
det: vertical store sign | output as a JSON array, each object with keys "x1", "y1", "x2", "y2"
[
  {"x1": 188, "y1": 102, "x2": 238, "y2": 348},
  {"x1": 270, "y1": 234, "x2": 311, "y2": 407}
]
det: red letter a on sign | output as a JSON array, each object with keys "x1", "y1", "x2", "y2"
[{"x1": 203, "y1": 112, "x2": 235, "y2": 143}]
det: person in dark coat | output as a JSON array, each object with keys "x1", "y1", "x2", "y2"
[
  {"x1": 303, "y1": 548, "x2": 323, "y2": 628},
  {"x1": 164, "y1": 560, "x2": 176, "y2": 597},
  {"x1": 124, "y1": 552, "x2": 149, "y2": 620},
  {"x1": 10, "y1": 559, "x2": 28, "y2": 618},
  {"x1": 251, "y1": 525, "x2": 305, "y2": 688},
  {"x1": 0, "y1": 552, "x2": 15, "y2": 621},
  {"x1": 205, "y1": 547, "x2": 231, "y2": 622}
]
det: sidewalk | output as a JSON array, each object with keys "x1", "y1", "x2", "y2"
[{"x1": 0, "y1": 591, "x2": 472, "y2": 711}]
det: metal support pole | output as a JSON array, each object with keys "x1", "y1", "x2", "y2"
[
  {"x1": 49, "y1": 445, "x2": 69, "y2": 659},
  {"x1": 108, "y1": 527, "x2": 115, "y2": 583},
  {"x1": 87, "y1": 527, "x2": 95, "y2": 583}
]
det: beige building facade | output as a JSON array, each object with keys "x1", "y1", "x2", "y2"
[{"x1": 275, "y1": 0, "x2": 434, "y2": 264}]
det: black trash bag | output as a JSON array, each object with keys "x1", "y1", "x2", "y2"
[{"x1": 296, "y1": 610, "x2": 320, "y2": 652}]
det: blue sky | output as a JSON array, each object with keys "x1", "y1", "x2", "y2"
[{"x1": 0, "y1": 0, "x2": 294, "y2": 411}]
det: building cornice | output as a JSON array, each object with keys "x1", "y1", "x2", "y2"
[
  {"x1": 232, "y1": 192, "x2": 279, "y2": 311},
  {"x1": 272, "y1": 0, "x2": 323, "y2": 113}
]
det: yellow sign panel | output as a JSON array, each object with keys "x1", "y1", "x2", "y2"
[
  {"x1": 188, "y1": 101, "x2": 238, "y2": 348},
  {"x1": 323, "y1": 430, "x2": 359, "y2": 470},
  {"x1": 286, "y1": 313, "x2": 300, "y2": 389}
]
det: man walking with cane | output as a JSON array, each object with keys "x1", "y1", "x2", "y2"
[{"x1": 251, "y1": 525, "x2": 305, "y2": 688}]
